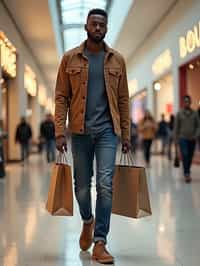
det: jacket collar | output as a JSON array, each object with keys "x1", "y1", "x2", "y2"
[{"x1": 76, "y1": 40, "x2": 114, "y2": 56}]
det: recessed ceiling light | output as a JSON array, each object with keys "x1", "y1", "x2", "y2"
[
  {"x1": 154, "y1": 82, "x2": 161, "y2": 91},
  {"x1": 189, "y1": 64, "x2": 194, "y2": 70}
]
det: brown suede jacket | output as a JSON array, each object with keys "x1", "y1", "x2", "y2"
[{"x1": 54, "y1": 41, "x2": 130, "y2": 142}]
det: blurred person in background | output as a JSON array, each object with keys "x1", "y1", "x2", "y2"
[
  {"x1": 167, "y1": 114, "x2": 175, "y2": 160},
  {"x1": 138, "y1": 110, "x2": 157, "y2": 167},
  {"x1": 174, "y1": 95, "x2": 200, "y2": 183},
  {"x1": 40, "y1": 113, "x2": 56, "y2": 163},
  {"x1": 157, "y1": 113, "x2": 168, "y2": 155},
  {"x1": 15, "y1": 117, "x2": 32, "y2": 164},
  {"x1": 130, "y1": 119, "x2": 138, "y2": 152},
  {"x1": 0, "y1": 120, "x2": 8, "y2": 178}
]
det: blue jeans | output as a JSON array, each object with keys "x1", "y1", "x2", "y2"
[
  {"x1": 46, "y1": 139, "x2": 56, "y2": 162},
  {"x1": 179, "y1": 138, "x2": 196, "y2": 176},
  {"x1": 143, "y1": 139, "x2": 153, "y2": 163},
  {"x1": 71, "y1": 128, "x2": 118, "y2": 244},
  {"x1": 20, "y1": 142, "x2": 30, "y2": 161}
]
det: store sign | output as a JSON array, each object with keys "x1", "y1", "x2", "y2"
[
  {"x1": 152, "y1": 49, "x2": 172, "y2": 76},
  {"x1": 179, "y1": 21, "x2": 200, "y2": 58},
  {"x1": 0, "y1": 31, "x2": 16, "y2": 78},
  {"x1": 128, "y1": 79, "x2": 138, "y2": 97},
  {"x1": 24, "y1": 65, "x2": 37, "y2": 97},
  {"x1": 38, "y1": 85, "x2": 47, "y2": 106}
]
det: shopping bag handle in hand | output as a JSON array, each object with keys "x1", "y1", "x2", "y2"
[
  {"x1": 120, "y1": 150, "x2": 135, "y2": 166},
  {"x1": 56, "y1": 150, "x2": 68, "y2": 165}
]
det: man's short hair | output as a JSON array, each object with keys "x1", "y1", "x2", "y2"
[
  {"x1": 183, "y1": 95, "x2": 191, "y2": 102},
  {"x1": 87, "y1": 8, "x2": 108, "y2": 21}
]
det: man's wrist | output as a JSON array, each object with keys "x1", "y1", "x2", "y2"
[{"x1": 56, "y1": 134, "x2": 65, "y2": 139}]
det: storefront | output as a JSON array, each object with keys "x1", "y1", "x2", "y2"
[
  {"x1": 0, "y1": 31, "x2": 17, "y2": 160},
  {"x1": 151, "y1": 49, "x2": 174, "y2": 122},
  {"x1": 127, "y1": 1, "x2": 200, "y2": 115},
  {"x1": 179, "y1": 57, "x2": 200, "y2": 109},
  {"x1": 127, "y1": 1, "x2": 200, "y2": 162},
  {"x1": 24, "y1": 64, "x2": 38, "y2": 140},
  {"x1": 38, "y1": 85, "x2": 47, "y2": 120},
  {"x1": 153, "y1": 74, "x2": 174, "y2": 121},
  {"x1": 130, "y1": 89, "x2": 147, "y2": 124}
]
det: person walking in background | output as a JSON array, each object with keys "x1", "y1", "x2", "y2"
[
  {"x1": 54, "y1": 8, "x2": 130, "y2": 264},
  {"x1": 174, "y1": 95, "x2": 200, "y2": 183},
  {"x1": 15, "y1": 117, "x2": 32, "y2": 164},
  {"x1": 0, "y1": 120, "x2": 8, "y2": 178},
  {"x1": 40, "y1": 114, "x2": 56, "y2": 163},
  {"x1": 138, "y1": 110, "x2": 157, "y2": 167},
  {"x1": 167, "y1": 114, "x2": 175, "y2": 160},
  {"x1": 157, "y1": 113, "x2": 168, "y2": 155},
  {"x1": 130, "y1": 120, "x2": 138, "y2": 152}
]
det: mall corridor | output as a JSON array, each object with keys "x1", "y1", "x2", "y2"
[
  {"x1": 1, "y1": 0, "x2": 200, "y2": 265},
  {"x1": 0, "y1": 152, "x2": 200, "y2": 266}
]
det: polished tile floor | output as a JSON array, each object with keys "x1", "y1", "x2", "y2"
[{"x1": 0, "y1": 150, "x2": 200, "y2": 266}]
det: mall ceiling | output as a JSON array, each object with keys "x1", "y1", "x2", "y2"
[
  {"x1": 3, "y1": 0, "x2": 178, "y2": 92},
  {"x1": 114, "y1": 0, "x2": 178, "y2": 62},
  {"x1": 2, "y1": 0, "x2": 59, "y2": 92}
]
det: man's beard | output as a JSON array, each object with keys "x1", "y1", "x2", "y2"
[{"x1": 87, "y1": 31, "x2": 105, "y2": 43}]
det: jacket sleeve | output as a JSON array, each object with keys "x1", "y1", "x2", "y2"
[
  {"x1": 118, "y1": 57, "x2": 130, "y2": 142},
  {"x1": 55, "y1": 54, "x2": 71, "y2": 138}
]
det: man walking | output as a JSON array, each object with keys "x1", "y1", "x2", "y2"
[
  {"x1": 174, "y1": 95, "x2": 200, "y2": 183},
  {"x1": 40, "y1": 114, "x2": 56, "y2": 163},
  {"x1": 15, "y1": 117, "x2": 32, "y2": 164},
  {"x1": 157, "y1": 113, "x2": 168, "y2": 155},
  {"x1": 55, "y1": 8, "x2": 130, "y2": 264}
]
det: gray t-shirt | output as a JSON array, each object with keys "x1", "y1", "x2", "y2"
[{"x1": 84, "y1": 49, "x2": 112, "y2": 133}]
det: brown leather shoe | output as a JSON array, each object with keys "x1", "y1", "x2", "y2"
[
  {"x1": 79, "y1": 218, "x2": 94, "y2": 251},
  {"x1": 185, "y1": 176, "x2": 192, "y2": 183},
  {"x1": 92, "y1": 241, "x2": 114, "y2": 264}
]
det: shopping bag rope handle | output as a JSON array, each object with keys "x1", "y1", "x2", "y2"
[
  {"x1": 119, "y1": 150, "x2": 135, "y2": 166},
  {"x1": 56, "y1": 151, "x2": 68, "y2": 164}
]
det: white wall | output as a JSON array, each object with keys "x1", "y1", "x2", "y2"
[
  {"x1": 106, "y1": 0, "x2": 134, "y2": 46},
  {"x1": 127, "y1": 0, "x2": 200, "y2": 114}
]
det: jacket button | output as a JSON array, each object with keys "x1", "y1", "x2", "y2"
[
  {"x1": 82, "y1": 96, "x2": 86, "y2": 100},
  {"x1": 80, "y1": 129, "x2": 83, "y2": 132}
]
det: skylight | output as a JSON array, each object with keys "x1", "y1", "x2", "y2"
[{"x1": 59, "y1": 0, "x2": 111, "y2": 51}]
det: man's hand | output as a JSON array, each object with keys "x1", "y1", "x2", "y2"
[
  {"x1": 56, "y1": 135, "x2": 67, "y2": 152},
  {"x1": 122, "y1": 140, "x2": 131, "y2": 153}
]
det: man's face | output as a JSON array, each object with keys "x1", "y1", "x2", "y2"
[
  {"x1": 184, "y1": 97, "x2": 191, "y2": 108},
  {"x1": 85, "y1": 14, "x2": 107, "y2": 43}
]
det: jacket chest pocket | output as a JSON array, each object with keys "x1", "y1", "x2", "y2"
[
  {"x1": 108, "y1": 68, "x2": 121, "y2": 90},
  {"x1": 66, "y1": 67, "x2": 82, "y2": 90}
]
